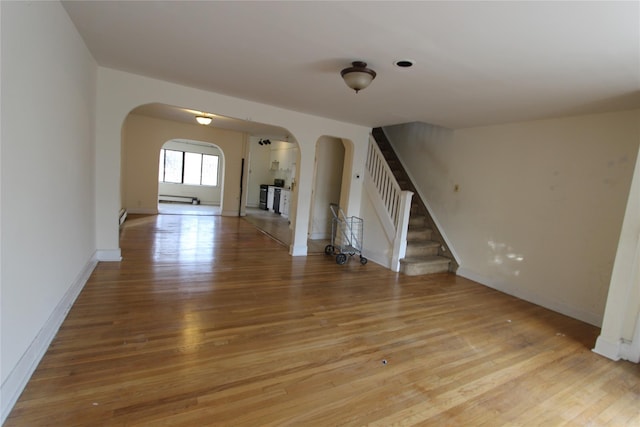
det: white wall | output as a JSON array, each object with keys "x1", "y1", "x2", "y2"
[
  {"x1": 360, "y1": 186, "x2": 393, "y2": 268},
  {"x1": 270, "y1": 141, "x2": 298, "y2": 189},
  {"x1": 96, "y1": 68, "x2": 370, "y2": 257},
  {"x1": 384, "y1": 109, "x2": 640, "y2": 326},
  {"x1": 1, "y1": 1, "x2": 98, "y2": 421}
]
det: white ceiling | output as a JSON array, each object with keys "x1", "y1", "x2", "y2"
[
  {"x1": 131, "y1": 103, "x2": 293, "y2": 140},
  {"x1": 63, "y1": 1, "x2": 640, "y2": 130}
]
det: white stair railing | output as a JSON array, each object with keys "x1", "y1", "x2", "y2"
[{"x1": 365, "y1": 135, "x2": 413, "y2": 271}]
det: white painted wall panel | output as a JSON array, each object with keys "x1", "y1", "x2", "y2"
[
  {"x1": 1, "y1": 0, "x2": 97, "y2": 418},
  {"x1": 385, "y1": 110, "x2": 640, "y2": 326}
]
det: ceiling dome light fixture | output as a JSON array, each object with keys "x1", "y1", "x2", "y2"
[
  {"x1": 341, "y1": 61, "x2": 376, "y2": 93},
  {"x1": 195, "y1": 115, "x2": 212, "y2": 125}
]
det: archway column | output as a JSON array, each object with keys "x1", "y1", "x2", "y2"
[
  {"x1": 287, "y1": 130, "x2": 316, "y2": 256},
  {"x1": 594, "y1": 141, "x2": 640, "y2": 363}
]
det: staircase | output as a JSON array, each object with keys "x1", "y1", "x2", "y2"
[{"x1": 372, "y1": 128, "x2": 458, "y2": 275}]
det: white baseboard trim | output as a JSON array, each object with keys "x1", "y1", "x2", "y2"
[
  {"x1": 290, "y1": 244, "x2": 307, "y2": 256},
  {"x1": 593, "y1": 335, "x2": 622, "y2": 361},
  {"x1": 619, "y1": 315, "x2": 640, "y2": 363},
  {"x1": 457, "y1": 267, "x2": 603, "y2": 327},
  {"x1": 362, "y1": 248, "x2": 392, "y2": 270},
  {"x1": 96, "y1": 249, "x2": 122, "y2": 262},
  {"x1": 309, "y1": 232, "x2": 330, "y2": 240},
  {"x1": 1, "y1": 253, "x2": 98, "y2": 424},
  {"x1": 620, "y1": 340, "x2": 640, "y2": 363}
]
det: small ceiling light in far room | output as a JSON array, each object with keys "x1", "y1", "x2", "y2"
[
  {"x1": 341, "y1": 61, "x2": 376, "y2": 93},
  {"x1": 195, "y1": 115, "x2": 212, "y2": 125}
]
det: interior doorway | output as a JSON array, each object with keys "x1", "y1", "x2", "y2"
[
  {"x1": 244, "y1": 136, "x2": 305, "y2": 250},
  {"x1": 156, "y1": 139, "x2": 225, "y2": 215},
  {"x1": 308, "y1": 136, "x2": 346, "y2": 241}
]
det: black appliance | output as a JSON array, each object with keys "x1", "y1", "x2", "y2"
[
  {"x1": 273, "y1": 187, "x2": 282, "y2": 214},
  {"x1": 274, "y1": 178, "x2": 285, "y2": 187},
  {"x1": 259, "y1": 184, "x2": 268, "y2": 210}
]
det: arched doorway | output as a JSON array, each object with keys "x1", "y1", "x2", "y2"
[
  {"x1": 244, "y1": 136, "x2": 301, "y2": 248},
  {"x1": 309, "y1": 137, "x2": 345, "y2": 240},
  {"x1": 157, "y1": 139, "x2": 225, "y2": 215},
  {"x1": 121, "y1": 103, "x2": 251, "y2": 217}
]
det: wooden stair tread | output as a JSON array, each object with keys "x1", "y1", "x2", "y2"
[
  {"x1": 407, "y1": 230, "x2": 432, "y2": 236},
  {"x1": 408, "y1": 221, "x2": 429, "y2": 227},
  {"x1": 406, "y1": 240, "x2": 440, "y2": 248},
  {"x1": 400, "y1": 255, "x2": 450, "y2": 264},
  {"x1": 399, "y1": 255, "x2": 451, "y2": 276}
]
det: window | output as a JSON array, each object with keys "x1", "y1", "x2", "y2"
[
  {"x1": 183, "y1": 152, "x2": 202, "y2": 185},
  {"x1": 201, "y1": 155, "x2": 219, "y2": 186},
  {"x1": 158, "y1": 149, "x2": 219, "y2": 186},
  {"x1": 163, "y1": 150, "x2": 183, "y2": 183}
]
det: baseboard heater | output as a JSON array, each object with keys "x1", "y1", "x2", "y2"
[
  {"x1": 158, "y1": 195, "x2": 201, "y2": 205},
  {"x1": 119, "y1": 208, "x2": 127, "y2": 225}
]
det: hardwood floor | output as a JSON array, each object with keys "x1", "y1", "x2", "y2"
[
  {"x1": 6, "y1": 214, "x2": 639, "y2": 426},
  {"x1": 244, "y1": 207, "x2": 330, "y2": 254},
  {"x1": 157, "y1": 202, "x2": 221, "y2": 216}
]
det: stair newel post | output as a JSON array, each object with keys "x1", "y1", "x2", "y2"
[{"x1": 391, "y1": 190, "x2": 413, "y2": 272}]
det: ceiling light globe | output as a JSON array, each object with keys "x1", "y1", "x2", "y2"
[
  {"x1": 195, "y1": 116, "x2": 212, "y2": 125},
  {"x1": 341, "y1": 61, "x2": 376, "y2": 93}
]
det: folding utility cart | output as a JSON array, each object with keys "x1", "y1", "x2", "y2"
[{"x1": 325, "y1": 203, "x2": 367, "y2": 265}]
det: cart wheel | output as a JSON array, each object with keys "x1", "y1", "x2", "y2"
[
  {"x1": 324, "y1": 245, "x2": 334, "y2": 255},
  {"x1": 336, "y1": 253, "x2": 347, "y2": 265},
  {"x1": 360, "y1": 256, "x2": 368, "y2": 265}
]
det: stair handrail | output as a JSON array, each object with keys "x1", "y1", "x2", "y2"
[{"x1": 366, "y1": 135, "x2": 413, "y2": 271}]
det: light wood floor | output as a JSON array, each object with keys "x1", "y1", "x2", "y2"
[
  {"x1": 157, "y1": 202, "x2": 221, "y2": 216},
  {"x1": 244, "y1": 207, "x2": 330, "y2": 254},
  {"x1": 6, "y1": 214, "x2": 639, "y2": 426}
]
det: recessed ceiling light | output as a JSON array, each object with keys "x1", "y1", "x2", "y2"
[{"x1": 394, "y1": 59, "x2": 414, "y2": 68}]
